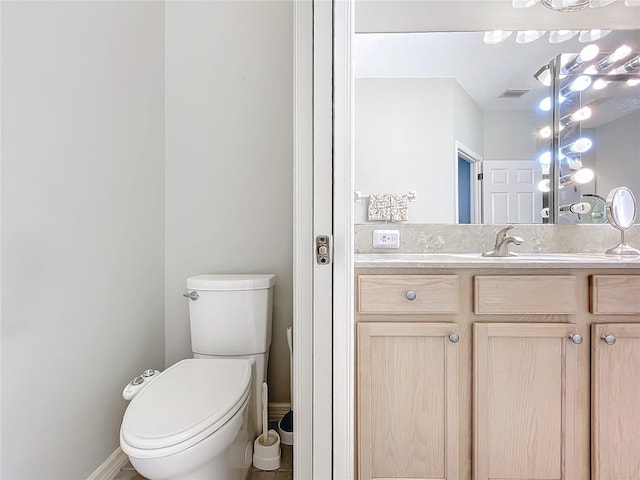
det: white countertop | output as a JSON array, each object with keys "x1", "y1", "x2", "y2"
[{"x1": 355, "y1": 252, "x2": 640, "y2": 269}]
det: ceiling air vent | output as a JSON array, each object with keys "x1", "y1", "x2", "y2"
[{"x1": 498, "y1": 89, "x2": 530, "y2": 99}]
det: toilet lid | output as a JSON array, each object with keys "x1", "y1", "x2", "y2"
[{"x1": 121, "y1": 358, "x2": 251, "y2": 451}]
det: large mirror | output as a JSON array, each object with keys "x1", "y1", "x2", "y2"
[{"x1": 354, "y1": 2, "x2": 640, "y2": 225}]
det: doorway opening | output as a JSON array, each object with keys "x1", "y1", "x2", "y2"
[{"x1": 455, "y1": 142, "x2": 483, "y2": 224}]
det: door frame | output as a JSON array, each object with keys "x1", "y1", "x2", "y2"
[
  {"x1": 455, "y1": 141, "x2": 483, "y2": 224},
  {"x1": 293, "y1": 0, "x2": 354, "y2": 478}
]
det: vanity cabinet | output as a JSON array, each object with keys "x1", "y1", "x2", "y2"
[
  {"x1": 358, "y1": 322, "x2": 459, "y2": 480},
  {"x1": 591, "y1": 323, "x2": 640, "y2": 479},
  {"x1": 357, "y1": 274, "x2": 461, "y2": 480},
  {"x1": 473, "y1": 323, "x2": 578, "y2": 480},
  {"x1": 356, "y1": 268, "x2": 640, "y2": 480}
]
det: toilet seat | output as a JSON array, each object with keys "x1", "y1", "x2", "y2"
[{"x1": 120, "y1": 358, "x2": 251, "y2": 459}]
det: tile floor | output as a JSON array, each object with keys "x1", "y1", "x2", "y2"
[{"x1": 114, "y1": 443, "x2": 293, "y2": 480}]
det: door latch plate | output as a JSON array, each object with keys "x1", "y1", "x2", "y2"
[{"x1": 316, "y1": 235, "x2": 332, "y2": 265}]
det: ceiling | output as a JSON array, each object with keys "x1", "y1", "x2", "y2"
[{"x1": 354, "y1": 29, "x2": 640, "y2": 113}]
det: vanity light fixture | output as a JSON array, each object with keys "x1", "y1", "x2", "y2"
[
  {"x1": 579, "y1": 29, "x2": 611, "y2": 43},
  {"x1": 589, "y1": 0, "x2": 617, "y2": 7},
  {"x1": 563, "y1": 105, "x2": 592, "y2": 125},
  {"x1": 483, "y1": 30, "x2": 513, "y2": 44},
  {"x1": 560, "y1": 75, "x2": 592, "y2": 96},
  {"x1": 534, "y1": 65, "x2": 552, "y2": 86},
  {"x1": 544, "y1": 0, "x2": 590, "y2": 12},
  {"x1": 597, "y1": 44, "x2": 633, "y2": 70},
  {"x1": 562, "y1": 44, "x2": 600, "y2": 73},
  {"x1": 517, "y1": 30, "x2": 546, "y2": 44},
  {"x1": 539, "y1": 94, "x2": 566, "y2": 112},
  {"x1": 562, "y1": 137, "x2": 593, "y2": 154},
  {"x1": 539, "y1": 126, "x2": 552, "y2": 139},
  {"x1": 538, "y1": 179, "x2": 551, "y2": 192},
  {"x1": 550, "y1": 30, "x2": 579, "y2": 43},
  {"x1": 622, "y1": 55, "x2": 640, "y2": 72},
  {"x1": 593, "y1": 78, "x2": 611, "y2": 89},
  {"x1": 559, "y1": 167, "x2": 595, "y2": 186}
]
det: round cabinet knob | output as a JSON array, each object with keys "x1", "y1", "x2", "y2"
[
  {"x1": 448, "y1": 333, "x2": 460, "y2": 344},
  {"x1": 601, "y1": 334, "x2": 617, "y2": 346},
  {"x1": 406, "y1": 290, "x2": 417, "y2": 301},
  {"x1": 569, "y1": 333, "x2": 583, "y2": 345}
]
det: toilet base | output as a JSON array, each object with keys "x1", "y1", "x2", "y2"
[{"x1": 126, "y1": 399, "x2": 252, "y2": 480}]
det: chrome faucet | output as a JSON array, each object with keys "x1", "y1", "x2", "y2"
[{"x1": 482, "y1": 225, "x2": 524, "y2": 257}]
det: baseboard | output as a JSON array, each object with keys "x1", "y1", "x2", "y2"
[
  {"x1": 268, "y1": 401, "x2": 291, "y2": 422},
  {"x1": 86, "y1": 406, "x2": 289, "y2": 480},
  {"x1": 86, "y1": 447, "x2": 129, "y2": 480}
]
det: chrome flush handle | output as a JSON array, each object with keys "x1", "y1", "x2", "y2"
[{"x1": 183, "y1": 291, "x2": 199, "y2": 301}]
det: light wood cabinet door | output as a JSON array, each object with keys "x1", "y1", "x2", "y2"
[
  {"x1": 357, "y1": 322, "x2": 460, "y2": 480},
  {"x1": 592, "y1": 323, "x2": 640, "y2": 480},
  {"x1": 473, "y1": 323, "x2": 579, "y2": 480}
]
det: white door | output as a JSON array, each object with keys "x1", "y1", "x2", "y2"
[
  {"x1": 293, "y1": 0, "x2": 338, "y2": 478},
  {"x1": 482, "y1": 160, "x2": 543, "y2": 224}
]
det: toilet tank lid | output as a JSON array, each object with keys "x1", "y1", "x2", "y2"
[{"x1": 187, "y1": 274, "x2": 275, "y2": 291}]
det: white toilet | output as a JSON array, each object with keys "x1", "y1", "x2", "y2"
[{"x1": 120, "y1": 273, "x2": 276, "y2": 480}]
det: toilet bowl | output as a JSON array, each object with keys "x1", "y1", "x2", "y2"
[
  {"x1": 120, "y1": 358, "x2": 254, "y2": 480},
  {"x1": 120, "y1": 273, "x2": 275, "y2": 479}
]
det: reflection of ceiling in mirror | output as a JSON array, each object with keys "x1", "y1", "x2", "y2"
[{"x1": 354, "y1": 29, "x2": 640, "y2": 113}]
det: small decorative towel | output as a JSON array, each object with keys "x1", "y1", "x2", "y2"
[
  {"x1": 390, "y1": 193, "x2": 409, "y2": 222},
  {"x1": 367, "y1": 193, "x2": 391, "y2": 221}
]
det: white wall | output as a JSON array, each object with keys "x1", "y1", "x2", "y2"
[
  {"x1": 164, "y1": 1, "x2": 293, "y2": 404},
  {"x1": 355, "y1": 78, "x2": 458, "y2": 223},
  {"x1": 483, "y1": 110, "x2": 538, "y2": 161},
  {"x1": 1, "y1": 2, "x2": 165, "y2": 478},
  {"x1": 453, "y1": 82, "x2": 484, "y2": 157},
  {"x1": 594, "y1": 109, "x2": 640, "y2": 201}
]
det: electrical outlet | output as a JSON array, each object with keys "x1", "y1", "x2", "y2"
[{"x1": 372, "y1": 229, "x2": 400, "y2": 249}]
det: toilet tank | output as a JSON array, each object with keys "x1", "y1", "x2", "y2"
[{"x1": 186, "y1": 274, "x2": 275, "y2": 356}]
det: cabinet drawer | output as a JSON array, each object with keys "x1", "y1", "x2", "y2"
[
  {"x1": 358, "y1": 275, "x2": 459, "y2": 314},
  {"x1": 474, "y1": 275, "x2": 577, "y2": 314},
  {"x1": 590, "y1": 275, "x2": 640, "y2": 314}
]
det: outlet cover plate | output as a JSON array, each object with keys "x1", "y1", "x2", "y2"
[{"x1": 372, "y1": 229, "x2": 400, "y2": 249}]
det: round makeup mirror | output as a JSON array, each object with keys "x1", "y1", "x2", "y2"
[{"x1": 605, "y1": 187, "x2": 640, "y2": 255}]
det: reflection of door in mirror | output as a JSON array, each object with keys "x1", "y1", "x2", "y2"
[{"x1": 482, "y1": 160, "x2": 543, "y2": 224}]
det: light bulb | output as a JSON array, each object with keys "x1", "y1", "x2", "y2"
[
  {"x1": 569, "y1": 106, "x2": 592, "y2": 122},
  {"x1": 538, "y1": 179, "x2": 551, "y2": 192},
  {"x1": 570, "y1": 137, "x2": 593, "y2": 153},
  {"x1": 517, "y1": 30, "x2": 546, "y2": 44},
  {"x1": 539, "y1": 95, "x2": 566, "y2": 112},
  {"x1": 573, "y1": 168, "x2": 595, "y2": 184},
  {"x1": 484, "y1": 30, "x2": 513, "y2": 44},
  {"x1": 580, "y1": 44, "x2": 600, "y2": 62},
  {"x1": 598, "y1": 44, "x2": 633, "y2": 70},
  {"x1": 561, "y1": 75, "x2": 592, "y2": 96},
  {"x1": 578, "y1": 29, "x2": 611, "y2": 43},
  {"x1": 584, "y1": 65, "x2": 598, "y2": 75},
  {"x1": 563, "y1": 44, "x2": 600, "y2": 73},
  {"x1": 550, "y1": 30, "x2": 578, "y2": 44},
  {"x1": 539, "y1": 126, "x2": 552, "y2": 139},
  {"x1": 593, "y1": 79, "x2": 610, "y2": 90}
]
